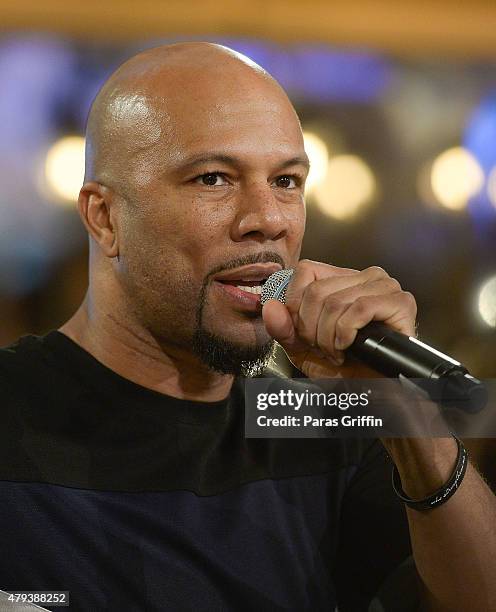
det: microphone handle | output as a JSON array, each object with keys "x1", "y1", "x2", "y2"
[{"x1": 350, "y1": 322, "x2": 487, "y2": 413}]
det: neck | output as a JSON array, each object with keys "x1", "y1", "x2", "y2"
[{"x1": 59, "y1": 293, "x2": 234, "y2": 402}]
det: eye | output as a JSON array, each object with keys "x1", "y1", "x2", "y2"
[
  {"x1": 273, "y1": 175, "x2": 299, "y2": 189},
  {"x1": 195, "y1": 172, "x2": 228, "y2": 187}
]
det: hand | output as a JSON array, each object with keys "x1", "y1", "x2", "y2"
[{"x1": 262, "y1": 259, "x2": 417, "y2": 379}]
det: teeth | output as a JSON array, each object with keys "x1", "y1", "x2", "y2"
[{"x1": 237, "y1": 285, "x2": 262, "y2": 295}]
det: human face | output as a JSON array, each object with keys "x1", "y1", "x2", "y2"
[{"x1": 117, "y1": 79, "x2": 308, "y2": 367}]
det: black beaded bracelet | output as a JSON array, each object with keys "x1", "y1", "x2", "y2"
[{"x1": 391, "y1": 436, "x2": 469, "y2": 511}]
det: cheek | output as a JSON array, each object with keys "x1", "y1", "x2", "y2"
[
  {"x1": 127, "y1": 194, "x2": 238, "y2": 292},
  {"x1": 290, "y1": 200, "x2": 306, "y2": 233},
  {"x1": 169, "y1": 197, "x2": 236, "y2": 255},
  {"x1": 284, "y1": 199, "x2": 306, "y2": 253}
]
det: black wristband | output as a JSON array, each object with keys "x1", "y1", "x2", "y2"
[{"x1": 391, "y1": 436, "x2": 468, "y2": 511}]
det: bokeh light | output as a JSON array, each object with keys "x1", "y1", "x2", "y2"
[
  {"x1": 45, "y1": 135, "x2": 85, "y2": 204},
  {"x1": 302, "y1": 131, "x2": 329, "y2": 194},
  {"x1": 430, "y1": 147, "x2": 484, "y2": 210},
  {"x1": 487, "y1": 166, "x2": 496, "y2": 209},
  {"x1": 313, "y1": 154, "x2": 376, "y2": 220},
  {"x1": 477, "y1": 274, "x2": 496, "y2": 328}
]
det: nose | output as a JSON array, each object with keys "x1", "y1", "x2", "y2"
[{"x1": 230, "y1": 182, "x2": 289, "y2": 243}]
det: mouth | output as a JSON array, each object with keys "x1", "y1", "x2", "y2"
[{"x1": 212, "y1": 263, "x2": 282, "y2": 310}]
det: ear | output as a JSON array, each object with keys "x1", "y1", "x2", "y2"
[{"x1": 77, "y1": 182, "x2": 119, "y2": 259}]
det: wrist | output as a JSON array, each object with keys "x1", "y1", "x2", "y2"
[{"x1": 382, "y1": 436, "x2": 459, "y2": 499}]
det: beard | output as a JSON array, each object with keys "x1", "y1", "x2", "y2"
[
  {"x1": 191, "y1": 252, "x2": 283, "y2": 377},
  {"x1": 192, "y1": 327, "x2": 275, "y2": 377}
]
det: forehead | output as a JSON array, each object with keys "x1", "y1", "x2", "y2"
[
  {"x1": 186, "y1": 103, "x2": 301, "y2": 159},
  {"x1": 108, "y1": 93, "x2": 164, "y2": 150},
  {"x1": 148, "y1": 76, "x2": 305, "y2": 163}
]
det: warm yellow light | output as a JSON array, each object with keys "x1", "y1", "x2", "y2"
[
  {"x1": 478, "y1": 274, "x2": 496, "y2": 328},
  {"x1": 313, "y1": 155, "x2": 376, "y2": 220},
  {"x1": 45, "y1": 136, "x2": 85, "y2": 204},
  {"x1": 487, "y1": 166, "x2": 496, "y2": 209},
  {"x1": 303, "y1": 131, "x2": 329, "y2": 193},
  {"x1": 430, "y1": 147, "x2": 484, "y2": 210}
]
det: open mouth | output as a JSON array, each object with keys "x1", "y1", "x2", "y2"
[
  {"x1": 212, "y1": 263, "x2": 281, "y2": 309},
  {"x1": 216, "y1": 279, "x2": 265, "y2": 295}
]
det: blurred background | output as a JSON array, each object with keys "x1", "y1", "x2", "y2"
[{"x1": 0, "y1": 2, "x2": 494, "y2": 381}]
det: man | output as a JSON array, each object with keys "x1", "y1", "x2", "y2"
[{"x1": 0, "y1": 42, "x2": 495, "y2": 611}]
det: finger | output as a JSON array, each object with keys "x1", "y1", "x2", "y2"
[
  {"x1": 315, "y1": 277, "x2": 403, "y2": 362},
  {"x1": 295, "y1": 268, "x2": 395, "y2": 353},
  {"x1": 285, "y1": 259, "x2": 358, "y2": 325},
  {"x1": 334, "y1": 291, "x2": 418, "y2": 351},
  {"x1": 262, "y1": 300, "x2": 344, "y2": 378},
  {"x1": 295, "y1": 275, "x2": 364, "y2": 352},
  {"x1": 262, "y1": 299, "x2": 321, "y2": 370}
]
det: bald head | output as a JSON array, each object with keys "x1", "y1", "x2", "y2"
[
  {"x1": 76, "y1": 42, "x2": 308, "y2": 376},
  {"x1": 84, "y1": 42, "x2": 298, "y2": 196}
]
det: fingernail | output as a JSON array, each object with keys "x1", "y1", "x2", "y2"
[{"x1": 335, "y1": 336, "x2": 345, "y2": 350}]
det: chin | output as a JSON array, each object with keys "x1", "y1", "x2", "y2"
[
  {"x1": 214, "y1": 317, "x2": 271, "y2": 346},
  {"x1": 191, "y1": 323, "x2": 275, "y2": 377}
]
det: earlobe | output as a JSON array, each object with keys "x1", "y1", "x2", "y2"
[
  {"x1": 111, "y1": 228, "x2": 120, "y2": 262},
  {"x1": 78, "y1": 182, "x2": 119, "y2": 259}
]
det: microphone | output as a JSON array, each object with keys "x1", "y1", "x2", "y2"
[{"x1": 261, "y1": 269, "x2": 487, "y2": 413}]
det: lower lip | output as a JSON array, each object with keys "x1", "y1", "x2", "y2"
[{"x1": 213, "y1": 281, "x2": 262, "y2": 311}]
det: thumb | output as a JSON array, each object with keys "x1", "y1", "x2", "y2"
[
  {"x1": 262, "y1": 299, "x2": 301, "y2": 352},
  {"x1": 263, "y1": 299, "x2": 346, "y2": 378}
]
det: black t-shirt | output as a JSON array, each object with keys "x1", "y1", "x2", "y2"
[{"x1": 0, "y1": 332, "x2": 414, "y2": 611}]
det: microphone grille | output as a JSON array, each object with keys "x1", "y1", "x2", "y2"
[{"x1": 261, "y1": 269, "x2": 294, "y2": 305}]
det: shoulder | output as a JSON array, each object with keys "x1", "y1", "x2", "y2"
[
  {"x1": 0, "y1": 333, "x2": 56, "y2": 404},
  {"x1": 0, "y1": 335, "x2": 54, "y2": 479},
  {"x1": 0, "y1": 335, "x2": 33, "y2": 386},
  {"x1": 0, "y1": 333, "x2": 43, "y2": 380}
]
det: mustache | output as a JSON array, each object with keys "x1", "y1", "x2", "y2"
[{"x1": 205, "y1": 251, "x2": 286, "y2": 282}]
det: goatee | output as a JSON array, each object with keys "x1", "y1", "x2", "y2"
[
  {"x1": 191, "y1": 252, "x2": 283, "y2": 376},
  {"x1": 192, "y1": 328, "x2": 274, "y2": 377}
]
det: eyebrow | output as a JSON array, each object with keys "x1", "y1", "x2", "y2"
[{"x1": 175, "y1": 153, "x2": 310, "y2": 173}]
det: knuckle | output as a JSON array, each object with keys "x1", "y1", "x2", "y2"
[
  {"x1": 403, "y1": 290, "x2": 418, "y2": 312},
  {"x1": 323, "y1": 295, "x2": 344, "y2": 313},
  {"x1": 386, "y1": 277, "x2": 402, "y2": 292},
  {"x1": 306, "y1": 280, "x2": 326, "y2": 300},
  {"x1": 297, "y1": 259, "x2": 314, "y2": 271},
  {"x1": 353, "y1": 295, "x2": 372, "y2": 315},
  {"x1": 365, "y1": 265, "x2": 387, "y2": 279}
]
